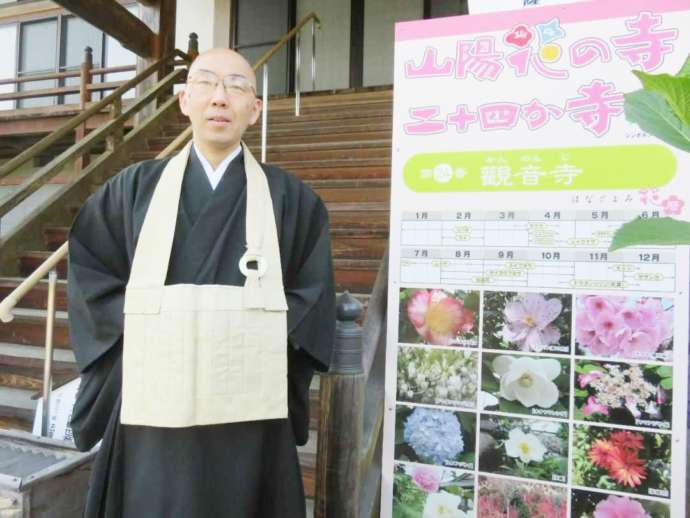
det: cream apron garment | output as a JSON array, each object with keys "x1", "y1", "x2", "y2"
[{"x1": 120, "y1": 141, "x2": 288, "y2": 427}]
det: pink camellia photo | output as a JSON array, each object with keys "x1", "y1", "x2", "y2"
[
  {"x1": 575, "y1": 295, "x2": 674, "y2": 361},
  {"x1": 399, "y1": 288, "x2": 480, "y2": 347}
]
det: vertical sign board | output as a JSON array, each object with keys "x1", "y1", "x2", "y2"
[{"x1": 382, "y1": 1, "x2": 690, "y2": 516}]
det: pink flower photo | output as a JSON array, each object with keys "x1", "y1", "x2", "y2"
[
  {"x1": 575, "y1": 295, "x2": 673, "y2": 361},
  {"x1": 483, "y1": 291, "x2": 572, "y2": 354},
  {"x1": 399, "y1": 288, "x2": 480, "y2": 346},
  {"x1": 571, "y1": 489, "x2": 669, "y2": 517}
]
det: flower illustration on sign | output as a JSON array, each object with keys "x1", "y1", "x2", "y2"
[
  {"x1": 501, "y1": 293, "x2": 562, "y2": 352},
  {"x1": 504, "y1": 428, "x2": 547, "y2": 463},
  {"x1": 593, "y1": 495, "x2": 650, "y2": 518},
  {"x1": 407, "y1": 289, "x2": 476, "y2": 345},
  {"x1": 492, "y1": 355, "x2": 560, "y2": 408},
  {"x1": 504, "y1": 24, "x2": 534, "y2": 48},
  {"x1": 403, "y1": 407, "x2": 464, "y2": 464}
]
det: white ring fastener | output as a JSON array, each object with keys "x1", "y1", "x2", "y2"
[{"x1": 239, "y1": 252, "x2": 268, "y2": 278}]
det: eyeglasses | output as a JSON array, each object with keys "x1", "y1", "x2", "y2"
[{"x1": 187, "y1": 71, "x2": 256, "y2": 97}]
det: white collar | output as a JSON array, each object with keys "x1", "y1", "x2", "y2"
[{"x1": 192, "y1": 142, "x2": 242, "y2": 190}]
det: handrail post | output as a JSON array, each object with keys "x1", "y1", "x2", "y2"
[
  {"x1": 40, "y1": 268, "x2": 58, "y2": 437},
  {"x1": 187, "y1": 32, "x2": 199, "y2": 62},
  {"x1": 106, "y1": 97, "x2": 123, "y2": 152},
  {"x1": 311, "y1": 18, "x2": 316, "y2": 92},
  {"x1": 75, "y1": 46, "x2": 93, "y2": 173},
  {"x1": 261, "y1": 64, "x2": 268, "y2": 163},
  {"x1": 295, "y1": 32, "x2": 301, "y2": 116},
  {"x1": 315, "y1": 292, "x2": 364, "y2": 518}
]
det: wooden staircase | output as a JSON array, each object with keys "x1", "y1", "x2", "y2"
[{"x1": 0, "y1": 87, "x2": 392, "y2": 506}]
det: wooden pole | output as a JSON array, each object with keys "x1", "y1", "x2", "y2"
[
  {"x1": 75, "y1": 46, "x2": 93, "y2": 173},
  {"x1": 187, "y1": 32, "x2": 199, "y2": 62},
  {"x1": 315, "y1": 292, "x2": 365, "y2": 518},
  {"x1": 105, "y1": 97, "x2": 123, "y2": 152}
]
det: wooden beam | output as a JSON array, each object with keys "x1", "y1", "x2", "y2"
[
  {"x1": 52, "y1": 0, "x2": 156, "y2": 57},
  {"x1": 136, "y1": 0, "x2": 160, "y2": 6}
]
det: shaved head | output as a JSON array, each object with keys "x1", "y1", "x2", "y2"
[
  {"x1": 188, "y1": 48, "x2": 257, "y2": 91},
  {"x1": 180, "y1": 47, "x2": 262, "y2": 167}
]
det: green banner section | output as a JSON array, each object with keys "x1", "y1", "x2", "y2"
[{"x1": 403, "y1": 145, "x2": 676, "y2": 192}]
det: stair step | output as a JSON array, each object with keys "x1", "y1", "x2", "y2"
[
  {"x1": 0, "y1": 313, "x2": 71, "y2": 349},
  {"x1": 274, "y1": 157, "x2": 391, "y2": 171},
  {"x1": 43, "y1": 226, "x2": 68, "y2": 251},
  {"x1": 0, "y1": 277, "x2": 69, "y2": 312},
  {"x1": 0, "y1": 365, "x2": 77, "y2": 392},
  {"x1": 333, "y1": 258, "x2": 381, "y2": 293}
]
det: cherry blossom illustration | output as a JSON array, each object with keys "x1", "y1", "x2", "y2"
[
  {"x1": 399, "y1": 288, "x2": 479, "y2": 346},
  {"x1": 483, "y1": 291, "x2": 572, "y2": 354}
]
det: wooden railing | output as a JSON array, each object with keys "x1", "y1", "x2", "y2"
[
  {"x1": 0, "y1": 49, "x2": 191, "y2": 222},
  {"x1": 0, "y1": 58, "x2": 188, "y2": 106},
  {"x1": 316, "y1": 251, "x2": 388, "y2": 518}
]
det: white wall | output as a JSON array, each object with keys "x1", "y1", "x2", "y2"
[
  {"x1": 0, "y1": 22, "x2": 17, "y2": 110},
  {"x1": 297, "y1": 0, "x2": 350, "y2": 91},
  {"x1": 175, "y1": 0, "x2": 231, "y2": 52},
  {"x1": 363, "y1": 0, "x2": 422, "y2": 86}
]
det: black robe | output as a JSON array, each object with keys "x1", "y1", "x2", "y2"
[{"x1": 67, "y1": 147, "x2": 335, "y2": 518}]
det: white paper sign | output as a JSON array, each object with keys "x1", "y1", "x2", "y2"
[
  {"x1": 33, "y1": 377, "x2": 80, "y2": 443},
  {"x1": 382, "y1": 1, "x2": 690, "y2": 516}
]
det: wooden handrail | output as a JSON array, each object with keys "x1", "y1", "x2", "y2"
[
  {"x1": 0, "y1": 64, "x2": 138, "y2": 87},
  {"x1": 0, "y1": 243, "x2": 67, "y2": 323},
  {"x1": 0, "y1": 66, "x2": 185, "y2": 219},
  {"x1": 252, "y1": 12, "x2": 320, "y2": 70},
  {"x1": 0, "y1": 52, "x2": 177, "y2": 182}
]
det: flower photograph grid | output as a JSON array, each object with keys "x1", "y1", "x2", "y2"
[
  {"x1": 575, "y1": 295, "x2": 673, "y2": 361},
  {"x1": 572, "y1": 426, "x2": 671, "y2": 498},
  {"x1": 481, "y1": 352, "x2": 570, "y2": 418},
  {"x1": 399, "y1": 288, "x2": 480, "y2": 347},
  {"x1": 392, "y1": 463, "x2": 474, "y2": 518},
  {"x1": 397, "y1": 346, "x2": 478, "y2": 409},
  {"x1": 478, "y1": 416, "x2": 569, "y2": 484},
  {"x1": 477, "y1": 475, "x2": 567, "y2": 518},
  {"x1": 482, "y1": 291, "x2": 572, "y2": 354},
  {"x1": 571, "y1": 489, "x2": 670, "y2": 518},
  {"x1": 395, "y1": 405, "x2": 476, "y2": 470},
  {"x1": 574, "y1": 360, "x2": 672, "y2": 429}
]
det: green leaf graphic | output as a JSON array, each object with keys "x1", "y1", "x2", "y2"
[
  {"x1": 633, "y1": 70, "x2": 690, "y2": 126},
  {"x1": 609, "y1": 217, "x2": 690, "y2": 251},
  {"x1": 625, "y1": 90, "x2": 690, "y2": 152},
  {"x1": 677, "y1": 54, "x2": 690, "y2": 78}
]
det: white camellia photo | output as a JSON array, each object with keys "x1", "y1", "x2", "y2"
[
  {"x1": 423, "y1": 491, "x2": 475, "y2": 518},
  {"x1": 481, "y1": 353, "x2": 570, "y2": 418},
  {"x1": 493, "y1": 355, "x2": 560, "y2": 408},
  {"x1": 504, "y1": 428, "x2": 547, "y2": 463}
]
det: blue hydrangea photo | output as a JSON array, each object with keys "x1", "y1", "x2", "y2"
[{"x1": 394, "y1": 405, "x2": 476, "y2": 470}]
